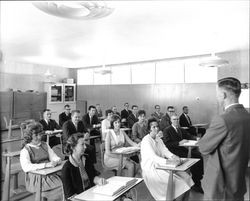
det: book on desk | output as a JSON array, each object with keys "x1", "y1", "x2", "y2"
[
  {"x1": 182, "y1": 140, "x2": 198, "y2": 146},
  {"x1": 156, "y1": 158, "x2": 200, "y2": 171},
  {"x1": 92, "y1": 176, "x2": 138, "y2": 196}
]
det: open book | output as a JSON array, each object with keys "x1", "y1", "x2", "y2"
[
  {"x1": 161, "y1": 158, "x2": 188, "y2": 168},
  {"x1": 92, "y1": 176, "x2": 138, "y2": 196},
  {"x1": 114, "y1": 146, "x2": 140, "y2": 154}
]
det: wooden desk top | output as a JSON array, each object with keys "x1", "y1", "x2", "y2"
[
  {"x1": 29, "y1": 160, "x2": 66, "y2": 176},
  {"x1": 73, "y1": 177, "x2": 143, "y2": 201},
  {"x1": 179, "y1": 140, "x2": 198, "y2": 147},
  {"x1": 192, "y1": 123, "x2": 208, "y2": 127},
  {"x1": 120, "y1": 128, "x2": 132, "y2": 131},
  {"x1": 156, "y1": 158, "x2": 200, "y2": 171},
  {"x1": 2, "y1": 151, "x2": 21, "y2": 157}
]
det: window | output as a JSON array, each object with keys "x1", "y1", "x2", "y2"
[
  {"x1": 111, "y1": 65, "x2": 131, "y2": 84},
  {"x1": 77, "y1": 69, "x2": 94, "y2": 85},
  {"x1": 131, "y1": 63, "x2": 155, "y2": 84},
  {"x1": 156, "y1": 61, "x2": 184, "y2": 83}
]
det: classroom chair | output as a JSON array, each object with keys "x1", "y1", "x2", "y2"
[
  {"x1": 3, "y1": 116, "x2": 20, "y2": 139},
  {"x1": 100, "y1": 143, "x2": 117, "y2": 176}
]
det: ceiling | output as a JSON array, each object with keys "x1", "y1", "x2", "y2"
[{"x1": 1, "y1": 1, "x2": 249, "y2": 68}]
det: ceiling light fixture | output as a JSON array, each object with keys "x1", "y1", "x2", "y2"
[
  {"x1": 94, "y1": 65, "x2": 112, "y2": 75},
  {"x1": 33, "y1": 1, "x2": 114, "y2": 20},
  {"x1": 199, "y1": 53, "x2": 229, "y2": 67}
]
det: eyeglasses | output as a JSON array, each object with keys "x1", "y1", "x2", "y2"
[
  {"x1": 152, "y1": 126, "x2": 159, "y2": 129},
  {"x1": 168, "y1": 110, "x2": 175, "y2": 113}
]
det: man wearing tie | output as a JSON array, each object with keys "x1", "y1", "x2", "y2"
[
  {"x1": 39, "y1": 109, "x2": 61, "y2": 148},
  {"x1": 179, "y1": 106, "x2": 197, "y2": 136},
  {"x1": 163, "y1": 114, "x2": 204, "y2": 193}
]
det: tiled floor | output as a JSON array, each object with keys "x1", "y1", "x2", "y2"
[{"x1": 1, "y1": 129, "x2": 249, "y2": 201}]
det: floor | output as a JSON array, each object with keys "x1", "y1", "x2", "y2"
[{"x1": 1, "y1": 128, "x2": 249, "y2": 201}]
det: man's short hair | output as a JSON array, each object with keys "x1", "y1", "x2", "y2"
[
  {"x1": 131, "y1": 105, "x2": 138, "y2": 109},
  {"x1": 182, "y1": 106, "x2": 188, "y2": 110},
  {"x1": 71, "y1": 110, "x2": 80, "y2": 116},
  {"x1": 88, "y1": 105, "x2": 96, "y2": 110},
  {"x1": 124, "y1": 103, "x2": 129, "y2": 106},
  {"x1": 43, "y1": 109, "x2": 50, "y2": 114},
  {"x1": 155, "y1": 105, "x2": 160, "y2": 109},
  {"x1": 64, "y1": 104, "x2": 70, "y2": 108},
  {"x1": 167, "y1": 106, "x2": 174, "y2": 110},
  {"x1": 218, "y1": 77, "x2": 241, "y2": 98}
]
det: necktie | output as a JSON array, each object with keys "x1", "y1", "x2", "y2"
[{"x1": 186, "y1": 115, "x2": 191, "y2": 125}]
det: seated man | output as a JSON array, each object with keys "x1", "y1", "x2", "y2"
[
  {"x1": 151, "y1": 105, "x2": 164, "y2": 123},
  {"x1": 127, "y1": 105, "x2": 139, "y2": 128},
  {"x1": 59, "y1": 104, "x2": 71, "y2": 127},
  {"x1": 111, "y1": 105, "x2": 120, "y2": 117},
  {"x1": 162, "y1": 114, "x2": 204, "y2": 194},
  {"x1": 180, "y1": 106, "x2": 205, "y2": 136},
  {"x1": 39, "y1": 109, "x2": 61, "y2": 148},
  {"x1": 159, "y1": 106, "x2": 175, "y2": 131},
  {"x1": 95, "y1": 103, "x2": 103, "y2": 120},
  {"x1": 62, "y1": 110, "x2": 97, "y2": 165},
  {"x1": 101, "y1": 109, "x2": 113, "y2": 141},
  {"x1": 121, "y1": 102, "x2": 132, "y2": 124}
]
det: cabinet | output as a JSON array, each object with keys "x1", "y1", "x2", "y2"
[{"x1": 45, "y1": 83, "x2": 76, "y2": 104}]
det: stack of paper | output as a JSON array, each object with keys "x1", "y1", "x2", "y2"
[
  {"x1": 183, "y1": 140, "x2": 198, "y2": 146},
  {"x1": 114, "y1": 146, "x2": 140, "y2": 154},
  {"x1": 93, "y1": 177, "x2": 138, "y2": 196}
]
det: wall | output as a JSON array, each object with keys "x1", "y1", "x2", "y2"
[
  {"x1": 0, "y1": 61, "x2": 76, "y2": 92},
  {"x1": 77, "y1": 83, "x2": 217, "y2": 125}
]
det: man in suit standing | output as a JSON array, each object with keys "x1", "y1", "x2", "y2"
[
  {"x1": 62, "y1": 110, "x2": 98, "y2": 166},
  {"x1": 127, "y1": 105, "x2": 138, "y2": 128},
  {"x1": 179, "y1": 106, "x2": 197, "y2": 136},
  {"x1": 163, "y1": 114, "x2": 204, "y2": 193},
  {"x1": 59, "y1": 104, "x2": 71, "y2": 127},
  {"x1": 121, "y1": 102, "x2": 132, "y2": 120},
  {"x1": 198, "y1": 77, "x2": 250, "y2": 201},
  {"x1": 39, "y1": 109, "x2": 61, "y2": 148}
]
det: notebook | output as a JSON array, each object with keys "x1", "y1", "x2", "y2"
[
  {"x1": 182, "y1": 140, "x2": 198, "y2": 146},
  {"x1": 92, "y1": 176, "x2": 138, "y2": 196}
]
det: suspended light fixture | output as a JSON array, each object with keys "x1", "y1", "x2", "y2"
[
  {"x1": 33, "y1": 1, "x2": 114, "y2": 20},
  {"x1": 199, "y1": 53, "x2": 229, "y2": 67},
  {"x1": 94, "y1": 65, "x2": 112, "y2": 75}
]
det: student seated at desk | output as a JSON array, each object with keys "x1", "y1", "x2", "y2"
[
  {"x1": 131, "y1": 110, "x2": 148, "y2": 143},
  {"x1": 104, "y1": 115, "x2": 140, "y2": 177},
  {"x1": 61, "y1": 133, "x2": 106, "y2": 201},
  {"x1": 140, "y1": 118, "x2": 193, "y2": 201},
  {"x1": 101, "y1": 109, "x2": 114, "y2": 141},
  {"x1": 20, "y1": 122, "x2": 63, "y2": 197}
]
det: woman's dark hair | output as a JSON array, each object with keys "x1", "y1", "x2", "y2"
[
  {"x1": 65, "y1": 133, "x2": 84, "y2": 155},
  {"x1": 147, "y1": 118, "x2": 158, "y2": 131},
  {"x1": 105, "y1": 109, "x2": 113, "y2": 117},
  {"x1": 110, "y1": 114, "x2": 121, "y2": 129},
  {"x1": 138, "y1": 110, "x2": 146, "y2": 116},
  {"x1": 22, "y1": 122, "x2": 44, "y2": 148}
]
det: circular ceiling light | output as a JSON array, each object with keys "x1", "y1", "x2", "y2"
[{"x1": 33, "y1": 1, "x2": 114, "y2": 20}]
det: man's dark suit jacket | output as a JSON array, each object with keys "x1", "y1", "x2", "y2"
[
  {"x1": 62, "y1": 120, "x2": 88, "y2": 145},
  {"x1": 82, "y1": 114, "x2": 99, "y2": 130},
  {"x1": 121, "y1": 109, "x2": 132, "y2": 120},
  {"x1": 162, "y1": 125, "x2": 196, "y2": 156},
  {"x1": 159, "y1": 113, "x2": 171, "y2": 131},
  {"x1": 39, "y1": 119, "x2": 61, "y2": 148},
  {"x1": 127, "y1": 113, "x2": 138, "y2": 128},
  {"x1": 179, "y1": 113, "x2": 192, "y2": 127},
  {"x1": 59, "y1": 112, "x2": 71, "y2": 127}
]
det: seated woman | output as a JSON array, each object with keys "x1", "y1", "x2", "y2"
[
  {"x1": 140, "y1": 118, "x2": 193, "y2": 201},
  {"x1": 104, "y1": 115, "x2": 140, "y2": 177},
  {"x1": 20, "y1": 122, "x2": 62, "y2": 198},
  {"x1": 131, "y1": 110, "x2": 148, "y2": 143},
  {"x1": 101, "y1": 109, "x2": 114, "y2": 141},
  {"x1": 61, "y1": 133, "x2": 106, "y2": 200}
]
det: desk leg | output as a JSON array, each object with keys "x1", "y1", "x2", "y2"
[
  {"x1": 35, "y1": 175, "x2": 42, "y2": 201},
  {"x1": 47, "y1": 135, "x2": 49, "y2": 145},
  {"x1": 166, "y1": 170, "x2": 174, "y2": 201},
  {"x1": 187, "y1": 147, "x2": 192, "y2": 158},
  {"x1": 2, "y1": 156, "x2": 11, "y2": 201},
  {"x1": 117, "y1": 155, "x2": 123, "y2": 176}
]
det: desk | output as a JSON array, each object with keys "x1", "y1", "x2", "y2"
[
  {"x1": 2, "y1": 151, "x2": 21, "y2": 201},
  {"x1": 45, "y1": 130, "x2": 63, "y2": 145},
  {"x1": 113, "y1": 147, "x2": 140, "y2": 176},
  {"x1": 73, "y1": 176, "x2": 143, "y2": 201},
  {"x1": 179, "y1": 140, "x2": 198, "y2": 158},
  {"x1": 156, "y1": 158, "x2": 199, "y2": 201},
  {"x1": 29, "y1": 161, "x2": 65, "y2": 201},
  {"x1": 192, "y1": 123, "x2": 208, "y2": 134}
]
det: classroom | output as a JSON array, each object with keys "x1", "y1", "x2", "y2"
[{"x1": 1, "y1": 1, "x2": 249, "y2": 201}]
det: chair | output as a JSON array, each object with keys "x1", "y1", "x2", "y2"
[
  {"x1": 100, "y1": 143, "x2": 117, "y2": 175},
  {"x1": 3, "y1": 116, "x2": 20, "y2": 139}
]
